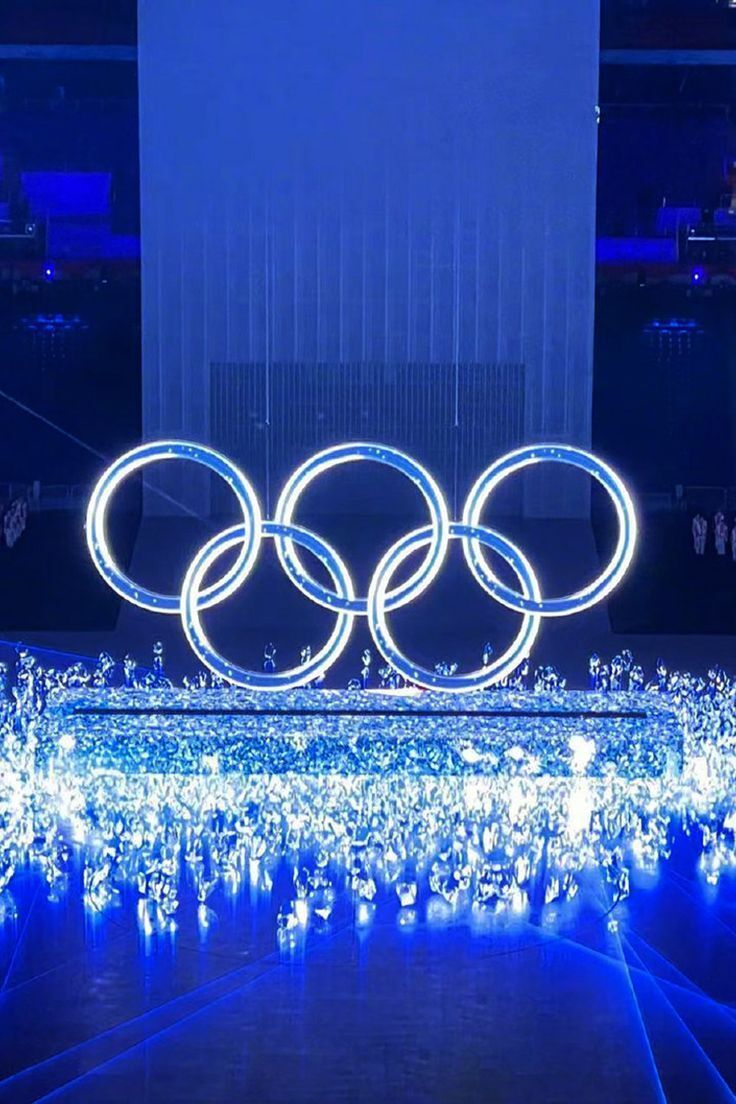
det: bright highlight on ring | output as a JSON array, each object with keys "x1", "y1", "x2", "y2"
[
  {"x1": 85, "y1": 441, "x2": 262, "y2": 614},
  {"x1": 86, "y1": 440, "x2": 638, "y2": 691}
]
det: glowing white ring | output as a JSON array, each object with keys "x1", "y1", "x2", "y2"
[
  {"x1": 86, "y1": 441, "x2": 262, "y2": 614},
  {"x1": 462, "y1": 445, "x2": 637, "y2": 617},
  {"x1": 273, "y1": 442, "x2": 450, "y2": 614},
  {"x1": 367, "y1": 522, "x2": 542, "y2": 692},
  {"x1": 87, "y1": 439, "x2": 637, "y2": 690},
  {"x1": 181, "y1": 520, "x2": 355, "y2": 690}
]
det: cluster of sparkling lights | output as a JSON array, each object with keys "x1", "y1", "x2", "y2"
[
  {"x1": 0, "y1": 648, "x2": 735, "y2": 945},
  {"x1": 86, "y1": 441, "x2": 638, "y2": 691},
  {"x1": 38, "y1": 686, "x2": 681, "y2": 778}
]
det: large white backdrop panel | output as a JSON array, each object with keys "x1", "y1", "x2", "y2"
[{"x1": 138, "y1": 0, "x2": 599, "y2": 517}]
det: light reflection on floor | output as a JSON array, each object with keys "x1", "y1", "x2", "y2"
[{"x1": 0, "y1": 654, "x2": 736, "y2": 1101}]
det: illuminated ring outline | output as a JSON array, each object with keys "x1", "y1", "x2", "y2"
[
  {"x1": 273, "y1": 442, "x2": 450, "y2": 615},
  {"x1": 462, "y1": 445, "x2": 637, "y2": 617},
  {"x1": 367, "y1": 521, "x2": 542, "y2": 692},
  {"x1": 181, "y1": 520, "x2": 355, "y2": 690},
  {"x1": 86, "y1": 441, "x2": 262, "y2": 614}
]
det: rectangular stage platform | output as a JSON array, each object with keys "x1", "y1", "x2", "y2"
[{"x1": 39, "y1": 688, "x2": 684, "y2": 778}]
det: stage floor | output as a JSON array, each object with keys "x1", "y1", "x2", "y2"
[{"x1": 0, "y1": 791, "x2": 734, "y2": 1104}]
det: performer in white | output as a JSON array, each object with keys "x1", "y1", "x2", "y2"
[{"x1": 716, "y1": 513, "x2": 728, "y2": 556}]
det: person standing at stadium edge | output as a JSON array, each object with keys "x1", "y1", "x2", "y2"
[
  {"x1": 692, "y1": 513, "x2": 707, "y2": 555},
  {"x1": 715, "y1": 513, "x2": 729, "y2": 556}
]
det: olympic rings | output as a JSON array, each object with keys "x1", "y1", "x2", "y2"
[
  {"x1": 182, "y1": 521, "x2": 354, "y2": 690},
  {"x1": 86, "y1": 439, "x2": 637, "y2": 690},
  {"x1": 462, "y1": 445, "x2": 637, "y2": 617},
  {"x1": 85, "y1": 441, "x2": 262, "y2": 614},
  {"x1": 273, "y1": 442, "x2": 449, "y2": 614},
  {"x1": 367, "y1": 522, "x2": 542, "y2": 692}
]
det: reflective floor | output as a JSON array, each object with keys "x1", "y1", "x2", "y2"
[{"x1": 0, "y1": 835, "x2": 735, "y2": 1104}]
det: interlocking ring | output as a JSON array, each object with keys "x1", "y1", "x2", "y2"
[
  {"x1": 87, "y1": 440, "x2": 637, "y2": 691},
  {"x1": 182, "y1": 521, "x2": 354, "y2": 690},
  {"x1": 85, "y1": 441, "x2": 262, "y2": 614},
  {"x1": 273, "y1": 442, "x2": 449, "y2": 614},
  {"x1": 368, "y1": 522, "x2": 541, "y2": 692},
  {"x1": 462, "y1": 445, "x2": 637, "y2": 616}
]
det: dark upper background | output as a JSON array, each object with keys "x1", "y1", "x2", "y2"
[
  {"x1": 0, "y1": 1, "x2": 734, "y2": 485},
  {"x1": 1, "y1": 0, "x2": 736, "y2": 642}
]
